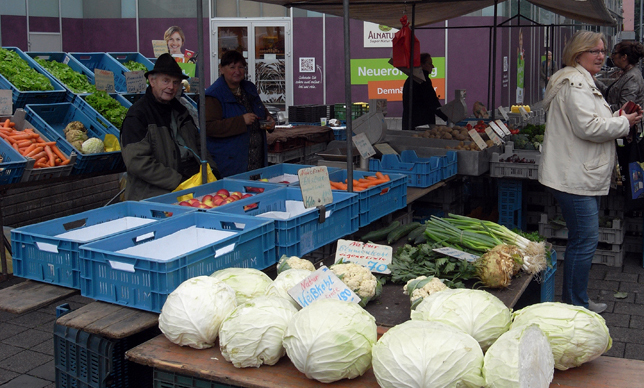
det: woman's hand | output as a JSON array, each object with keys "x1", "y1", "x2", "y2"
[
  {"x1": 625, "y1": 111, "x2": 643, "y2": 128},
  {"x1": 243, "y1": 113, "x2": 258, "y2": 125}
]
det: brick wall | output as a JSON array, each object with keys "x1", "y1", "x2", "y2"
[{"x1": 1, "y1": 174, "x2": 122, "y2": 228}]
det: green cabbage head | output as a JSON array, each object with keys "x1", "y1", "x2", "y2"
[
  {"x1": 372, "y1": 320, "x2": 485, "y2": 388},
  {"x1": 264, "y1": 268, "x2": 312, "y2": 309},
  {"x1": 81, "y1": 137, "x2": 104, "y2": 154},
  {"x1": 511, "y1": 302, "x2": 612, "y2": 370},
  {"x1": 210, "y1": 267, "x2": 273, "y2": 305},
  {"x1": 283, "y1": 299, "x2": 376, "y2": 383}
]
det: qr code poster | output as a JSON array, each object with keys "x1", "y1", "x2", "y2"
[{"x1": 299, "y1": 57, "x2": 315, "y2": 73}]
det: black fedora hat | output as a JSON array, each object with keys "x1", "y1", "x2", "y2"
[{"x1": 145, "y1": 53, "x2": 189, "y2": 80}]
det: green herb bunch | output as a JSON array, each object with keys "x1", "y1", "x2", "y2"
[
  {"x1": 84, "y1": 91, "x2": 128, "y2": 129},
  {"x1": 0, "y1": 48, "x2": 53, "y2": 91},
  {"x1": 123, "y1": 60, "x2": 148, "y2": 72},
  {"x1": 35, "y1": 57, "x2": 97, "y2": 94}
]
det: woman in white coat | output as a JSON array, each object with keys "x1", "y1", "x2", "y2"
[{"x1": 539, "y1": 31, "x2": 642, "y2": 314}]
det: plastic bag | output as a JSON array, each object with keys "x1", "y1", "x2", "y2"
[
  {"x1": 392, "y1": 15, "x2": 420, "y2": 68},
  {"x1": 173, "y1": 164, "x2": 217, "y2": 195},
  {"x1": 104, "y1": 134, "x2": 121, "y2": 152}
]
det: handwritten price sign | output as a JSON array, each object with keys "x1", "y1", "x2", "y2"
[
  {"x1": 0, "y1": 90, "x2": 12, "y2": 116},
  {"x1": 125, "y1": 71, "x2": 146, "y2": 93},
  {"x1": 335, "y1": 239, "x2": 392, "y2": 274},
  {"x1": 94, "y1": 69, "x2": 115, "y2": 92},
  {"x1": 288, "y1": 266, "x2": 361, "y2": 308},
  {"x1": 298, "y1": 166, "x2": 333, "y2": 208}
]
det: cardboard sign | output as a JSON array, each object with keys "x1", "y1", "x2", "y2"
[
  {"x1": 288, "y1": 266, "x2": 361, "y2": 307},
  {"x1": 125, "y1": 71, "x2": 146, "y2": 93},
  {"x1": 298, "y1": 166, "x2": 333, "y2": 208},
  {"x1": 494, "y1": 120, "x2": 512, "y2": 136},
  {"x1": 335, "y1": 239, "x2": 392, "y2": 274},
  {"x1": 352, "y1": 132, "x2": 376, "y2": 159},
  {"x1": 189, "y1": 77, "x2": 200, "y2": 93},
  {"x1": 152, "y1": 40, "x2": 168, "y2": 58},
  {"x1": 433, "y1": 247, "x2": 479, "y2": 263},
  {"x1": 484, "y1": 126, "x2": 503, "y2": 145},
  {"x1": 374, "y1": 143, "x2": 398, "y2": 155},
  {"x1": 468, "y1": 129, "x2": 488, "y2": 150},
  {"x1": 498, "y1": 106, "x2": 510, "y2": 121},
  {"x1": 94, "y1": 69, "x2": 115, "y2": 92},
  {"x1": 519, "y1": 106, "x2": 530, "y2": 120},
  {"x1": 488, "y1": 120, "x2": 505, "y2": 139},
  {"x1": 0, "y1": 90, "x2": 12, "y2": 116}
]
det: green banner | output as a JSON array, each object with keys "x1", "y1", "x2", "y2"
[{"x1": 350, "y1": 57, "x2": 445, "y2": 85}]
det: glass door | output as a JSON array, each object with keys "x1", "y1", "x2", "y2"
[
  {"x1": 211, "y1": 18, "x2": 292, "y2": 110},
  {"x1": 26, "y1": 0, "x2": 63, "y2": 51}
]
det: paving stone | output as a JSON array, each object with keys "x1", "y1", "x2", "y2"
[
  {"x1": 603, "y1": 340, "x2": 625, "y2": 358},
  {"x1": 2, "y1": 329, "x2": 52, "y2": 350},
  {"x1": 606, "y1": 326, "x2": 644, "y2": 345},
  {"x1": 0, "y1": 368, "x2": 20, "y2": 385},
  {"x1": 618, "y1": 282, "x2": 644, "y2": 293},
  {"x1": 0, "y1": 310, "x2": 19, "y2": 323},
  {"x1": 33, "y1": 321, "x2": 56, "y2": 334},
  {"x1": 0, "y1": 374, "x2": 49, "y2": 388},
  {"x1": 598, "y1": 288, "x2": 635, "y2": 303},
  {"x1": 0, "y1": 323, "x2": 28, "y2": 341},
  {"x1": 2, "y1": 350, "x2": 52, "y2": 374},
  {"x1": 27, "y1": 360, "x2": 55, "y2": 383},
  {"x1": 587, "y1": 279, "x2": 620, "y2": 291},
  {"x1": 31, "y1": 339, "x2": 54, "y2": 357},
  {"x1": 624, "y1": 343, "x2": 644, "y2": 360},
  {"x1": 636, "y1": 292, "x2": 644, "y2": 304},
  {"x1": 622, "y1": 255, "x2": 644, "y2": 274},
  {"x1": 0, "y1": 343, "x2": 22, "y2": 360},
  {"x1": 614, "y1": 301, "x2": 644, "y2": 316},
  {"x1": 588, "y1": 267, "x2": 609, "y2": 280},
  {"x1": 602, "y1": 312, "x2": 631, "y2": 328},
  {"x1": 6, "y1": 312, "x2": 55, "y2": 330},
  {"x1": 630, "y1": 315, "x2": 644, "y2": 330},
  {"x1": 605, "y1": 272, "x2": 639, "y2": 282}
]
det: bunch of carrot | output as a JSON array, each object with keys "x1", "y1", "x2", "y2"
[
  {"x1": 329, "y1": 171, "x2": 390, "y2": 192},
  {"x1": 0, "y1": 119, "x2": 71, "y2": 168}
]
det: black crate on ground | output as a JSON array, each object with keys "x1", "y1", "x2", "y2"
[{"x1": 153, "y1": 369, "x2": 238, "y2": 388}]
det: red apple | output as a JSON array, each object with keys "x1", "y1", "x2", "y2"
[
  {"x1": 179, "y1": 201, "x2": 191, "y2": 206},
  {"x1": 216, "y1": 189, "x2": 230, "y2": 198},
  {"x1": 229, "y1": 194, "x2": 242, "y2": 201},
  {"x1": 198, "y1": 203, "x2": 211, "y2": 209},
  {"x1": 230, "y1": 191, "x2": 242, "y2": 198},
  {"x1": 202, "y1": 194, "x2": 214, "y2": 202},
  {"x1": 242, "y1": 193, "x2": 253, "y2": 199},
  {"x1": 190, "y1": 202, "x2": 202, "y2": 208},
  {"x1": 224, "y1": 198, "x2": 235, "y2": 203},
  {"x1": 213, "y1": 197, "x2": 225, "y2": 206}
]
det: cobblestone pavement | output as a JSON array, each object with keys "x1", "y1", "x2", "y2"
[{"x1": 0, "y1": 252, "x2": 642, "y2": 386}]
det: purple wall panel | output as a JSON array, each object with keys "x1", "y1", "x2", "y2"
[
  {"x1": 293, "y1": 17, "x2": 324, "y2": 105},
  {"x1": 29, "y1": 16, "x2": 59, "y2": 32},
  {"x1": 1, "y1": 15, "x2": 28, "y2": 49}
]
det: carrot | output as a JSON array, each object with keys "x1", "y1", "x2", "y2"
[
  {"x1": 375, "y1": 171, "x2": 385, "y2": 180},
  {"x1": 0, "y1": 132, "x2": 17, "y2": 144},
  {"x1": 9, "y1": 133, "x2": 38, "y2": 140},
  {"x1": 336, "y1": 182, "x2": 348, "y2": 190},
  {"x1": 16, "y1": 139, "x2": 33, "y2": 148},
  {"x1": 12, "y1": 142, "x2": 20, "y2": 152},
  {"x1": 3, "y1": 119, "x2": 10, "y2": 128},
  {"x1": 25, "y1": 146, "x2": 44, "y2": 158},
  {"x1": 352, "y1": 186, "x2": 366, "y2": 192},
  {"x1": 60, "y1": 158, "x2": 71, "y2": 165},
  {"x1": 329, "y1": 181, "x2": 344, "y2": 189},
  {"x1": 366, "y1": 175, "x2": 378, "y2": 180},
  {"x1": 44, "y1": 145, "x2": 56, "y2": 167},
  {"x1": 50, "y1": 145, "x2": 69, "y2": 164},
  {"x1": 21, "y1": 143, "x2": 38, "y2": 155},
  {"x1": 38, "y1": 141, "x2": 57, "y2": 147}
]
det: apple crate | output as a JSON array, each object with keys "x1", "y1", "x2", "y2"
[
  {"x1": 0, "y1": 46, "x2": 68, "y2": 109},
  {"x1": 24, "y1": 102, "x2": 124, "y2": 175},
  {"x1": 143, "y1": 179, "x2": 281, "y2": 210},
  {"x1": 26, "y1": 51, "x2": 96, "y2": 95},
  {"x1": 369, "y1": 150, "x2": 442, "y2": 188},
  {"x1": 213, "y1": 186, "x2": 359, "y2": 257},
  {"x1": 227, "y1": 163, "x2": 338, "y2": 186},
  {"x1": 79, "y1": 211, "x2": 276, "y2": 312},
  {"x1": 328, "y1": 170, "x2": 407, "y2": 227},
  {"x1": 11, "y1": 201, "x2": 193, "y2": 289},
  {"x1": 70, "y1": 52, "x2": 129, "y2": 93}
]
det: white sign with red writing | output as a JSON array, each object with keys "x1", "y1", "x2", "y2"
[
  {"x1": 335, "y1": 239, "x2": 392, "y2": 274},
  {"x1": 94, "y1": 69, "x2": 115, "y2": 92},
  {"x1": 288, "y1": 266, "x2": 361, "y2": 308}
]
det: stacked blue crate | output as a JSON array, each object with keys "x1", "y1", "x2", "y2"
[{"x1": 497, "y1": 179, "x2": 525, "y2": 231}]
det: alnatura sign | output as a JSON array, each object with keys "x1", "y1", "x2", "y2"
[{"x1": 363, "y1": 22, "x2": 399, "y2": 48}]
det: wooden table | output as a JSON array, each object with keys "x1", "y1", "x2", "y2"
[
  {"x1": 0, "y1": 280, "x2": 78, "y2": 314},
  {"x1": 126, "y1": 334, "x2": 644, "y2": 388}
]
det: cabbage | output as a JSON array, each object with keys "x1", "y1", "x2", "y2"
[
  {"x1": 483, "y1": 324, "x2": 554, "y2": 388},
  {"x1": 283, "y1": 299, "x2": 376, "y2": 383},
  {"x1": 219, "y1": 296, "x2": 298, "y2": 368},
  {"x1": 81, "y1": 137, "x2": 104, "y2": 154},
  {"x1": 158, "y1": 276, "x2": 236, "y2": 349},
  {"x1": 372, "y1": 320, "x2": 485, "y2": 388},
  {"x1": 511, "y1": 302, "x2": 612, "y2": 370},
  {"x1": 210, "y1": 267, "x2": 273, "y2": 304},
  {"x1": 410, "y1": 288, "x2": 511, "y2": 351},
  {"x1": 264, "y1": 268, "x2": 312, "y2": 309}
]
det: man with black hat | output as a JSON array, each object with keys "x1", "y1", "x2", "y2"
[{"x1": 120, "y1": 53, "x2": 220, "y2": 201}]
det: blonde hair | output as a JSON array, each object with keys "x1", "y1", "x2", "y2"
[
  {"x1": 561, "y1": 30, "x2": 607, "y2": 67},
  {"x1": 164, "y1": 26, "x2": 185, "y2": 45}
]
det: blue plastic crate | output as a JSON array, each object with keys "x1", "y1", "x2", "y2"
[
  {"x1": 441, "y1": 151, "x2": 458, "y2": 179},
  {"x1": 55, "y1": 321, "x2": 156, "y2": 388},
  {"x1": 107, "y1": 52, "x2": 155, "y2": 72},
  {"x1": 227, "y1": 163, "x2": 338, "y2": 186},
  {"x1": 332, "y1": 127, "x2": 351, "y2": 141},
  {"x1": 24, "y1": 102, "x2": 124, "y2": 175},
  {"x1": 497, "y1": 179, "x2": 525, "y2": 231},
  {"x1": 11, "y1": 201, "x2": 192, "y2": 289},
  {"x1": 27, "y1": 51, "x2": 96, "y2": 94},
  {"x1": 328, "y1": 170, "x2": 407, "y2": 227},
  {"x1": 143, "y1": 179, "x2": 281, "y2": 210},
  {"x1": 0, "y1": 47, "x2": 67, "y2": 110},
  {"x1": 79, "y1": 211, "x2": 276, "y2": 312},
  {"x1": 213, "y1": 186, "x2": 359, "y2": 257},
  {"x1": 369, "y1": 150, "x2": 441, "y2": 188},
  {"x1": 74, "y1": 93, "x2": 131, "y2": 133},
  {"x1": 70, "y1": 52, "x2": 129, "y2": 93},
  {"x1": 0, "y1": 137, "x2": 27, "y2": 185},
  {"x1": 541, "y1": 250, "x2": 557, "y2": 302}
]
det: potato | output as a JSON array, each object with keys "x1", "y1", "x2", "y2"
[
  {"x1": 454, "y1": 134, "x2": 467, "y2": 141},
  {"x1": 442, "y1": 133, "x2": 453, "y2": 139}
]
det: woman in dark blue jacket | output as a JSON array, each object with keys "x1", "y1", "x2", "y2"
[{"x1": 204, "y1": 50, "x2": 274, "y2": 177}]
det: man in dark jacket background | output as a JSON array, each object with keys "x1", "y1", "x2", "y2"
[
  {"x1": 402, "y1": 53, "x2": 449, "y2": 130},
  {"x1": 120, "y1": 53, "x2": 220, "y2": 201}
]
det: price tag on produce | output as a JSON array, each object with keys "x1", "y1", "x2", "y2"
[
  {"x1": 433, "y1": 247, "x2": 479, "y2": 263},
  {"x1": 494, "y1": 120, "x2": 512, "y2": 136},
  {"x1": 288, "y1": 266, "x2": 361, "y2": 308},
  {"x1": 352, "y1": 132, "x2": 376, "y2": 159},
  {"x1": 484, "y1": 127, "x2": 503, "y2": 146},
  {"x1": 125, "y1": 71, "x2": 146, "y2": 93},
  {"x1": 335, "y1": 239, "x2": 392, "y2": 274},
  {"x1": 0, "y1": 90, "x2": 11, "y2": 116},
  {"x1": 468, "y1": 129, "x2": 488, "y2": 150},
  {"x1": 488, "y1": 121, "x2": 506, "y2": 139},
  {"x1": 94, "y1": 69, "x2": 115, "y2": 92},
  {"x1": 152, "y1": 40, "x2": 168, "y2": 57},
  {"x1": 298, "y1": 166, "x2": 333, "y2": 209},
  {"x1": 498, "y1": 106, "x2": 510, "y2": 121}
]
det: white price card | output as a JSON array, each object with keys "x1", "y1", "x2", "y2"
[
  {"x1": 497, "y1": 106, "x2": 510, "y2": 121},
  {"x1": 374, "y1": 143, "x2": 398, "y2": 155},
  {"x1": 152, "y1": 40, "x2": 168, "y2": 57},
  {"x1": 519, "y1": 106, "x2": 530, "y2": 120},
  {"x1": 433, "y1": 247, "x2": 480, "y2": 263},
  {"x1": 0, "y1": 90, "x2": 12, "y2": 116},
  {"x1": 468, "y1": 129, "x2": 488, "y2": 150},
  {"x1": 94, "y1": 69, "x2": 115, "y2": 93},
  {"x1": 189, "y1": 77, "x2": 200, "y2": 92},
  {"x1": 288, "y1": 266, "x2": 361, "y2": 307},
  {"x1": 298, "y1": 166, "x2": 333, "y2": 208},
  {"x1": 125, "y1": 71, "x2": 146, "y2": 93},
  {"x1": 488, "y1": 121, "x2": 507, "y2": 139},
  {"x1": 352, "y1": 132, "x2": 376, "y2": 159},
  {"x1": 494, "y1": 120, "x2": 512, "y2": 136},
  {"x1": 335, "y1": 239, "x2": 392, "y2": 274},
  {"x1": 484, "y1": 126, "x2": 503, "y2": 146}
]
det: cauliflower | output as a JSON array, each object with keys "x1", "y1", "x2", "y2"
[
  {"x1": 329, "y1": 263, "x2": 379, "y2": 307},
  {"x1": 81, "y1": 137, "x2": 105, "y2": 154},
  {"x1": 276, "y1": 255, "x2": 316, "y2": 274},
  {"x1": 403, "y1": 276, "x2": 448, "y2": 310}
]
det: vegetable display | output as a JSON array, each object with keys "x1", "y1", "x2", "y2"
[
  {"x1": 34, "y1": 57, "x2": 96, "y2": 94},
  {"x1": 264, "y1": 268, "x2": 312, "y2": 309},
  {"x1": 402, "y1": 275, "x2": 448, "y2": 309},
  {"x1": 122, "y1": 60, "x2": 148, "y2": 72},
  {"x1": 329, "y1": 171, "x2": 390, "y2": 191},
  {"x1": 210, "y1": 267, "x2": 273, "y2": 305},
  {"x1": 329, "y1": 262, "x2": 381, "y2": 307},
  {"x1": 0, "y1": 119, "x2": 71, "y2": 168},
  {"x1": 0, "y1": 48, "x2": 54, "y2": 91},
  {"x1": 276, "y1": 255, "x2": 315, "y2": 273},
  {"x1": 84, "y1": 91, "x2": 129, "y2": 129},
  {"x1": 372, "y1": 320, "x2": 485, "y2": 388}
]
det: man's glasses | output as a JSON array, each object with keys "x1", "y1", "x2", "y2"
[{"x1": 586, "y1": 49, "x2": 609, "y2": 56}]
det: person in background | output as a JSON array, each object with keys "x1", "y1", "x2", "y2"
[
  {"x1": 596, "y1": 41, "x2": 644, "y2": 112},
  {"x1": 120, "y1": 53, "x2": 220, "y2": 201},
  {"x1": 204, "y1": 50, "x2": 274, "y2": 177},
  {"x1": 402, "y1": 53, "x2": 449, "y2": 130},
  {"x1": 538, "y1": 31, "x2": 642, "y2": 314},
  {"x1": 164, "y1": 26, "x2": 186, "y2": 61},
  {"x1": 539, "y1": 51, "x2": 553, "y2": 100}
]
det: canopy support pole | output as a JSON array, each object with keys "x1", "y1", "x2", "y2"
[
  {"x1": 343, "y1": 0, "x2": 353, "y2": 191},
  {"x1": 491, "y1": 0, "x2": 498, "y2": 120},
  {"x1": 197, "y1": 0, "x2": 208, "y2": 184}
]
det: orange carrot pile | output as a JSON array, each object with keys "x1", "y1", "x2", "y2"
[
  {"x1": 0, "y1": 118, "x2": 70, "y2": 168},
  {"x1": 329, "y1": 171, "x2": 390, "y2": 192}
]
